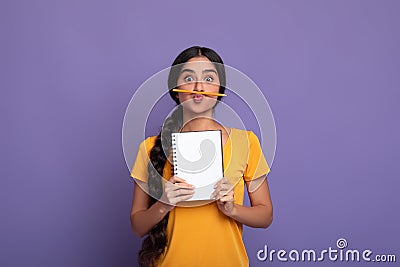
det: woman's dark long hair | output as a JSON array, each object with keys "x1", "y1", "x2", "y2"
[{"x1": 138, "y1": 46, "x2": 226, "y2": 267}]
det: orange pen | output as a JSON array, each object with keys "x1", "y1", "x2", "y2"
[{"x1": 172, "y1": 88, "x2": 226, "y2": 97}]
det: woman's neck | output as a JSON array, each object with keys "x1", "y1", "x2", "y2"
[{"x1": 182, "y1": 110, "x2": 219, "y2": 132}]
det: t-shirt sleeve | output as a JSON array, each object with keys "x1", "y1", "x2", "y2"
[
  {"x1": 243, "y1": 131, "x2": 270, "y2": 182},
  {"x1": 130, "y1": 138, "x2": 151, "y2": 183}
]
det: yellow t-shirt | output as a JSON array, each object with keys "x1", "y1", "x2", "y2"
[{"x1": 131, "y1": 128, "x2": 270, "y2": 267}]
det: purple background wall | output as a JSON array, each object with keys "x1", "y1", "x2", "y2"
[{"x1": 1, "y1": 0, "x2": 399, "y2": 266}]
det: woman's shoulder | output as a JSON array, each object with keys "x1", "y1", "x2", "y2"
[
  {"x1": 138, "y1": 135, "x2": 158, "y2": 154},
  {"x1": 230, "y1": 127, "x2": 257, "y2": 138},
  {"x1": 230, "y1": 128, "x2": 261, "y2": 147}
]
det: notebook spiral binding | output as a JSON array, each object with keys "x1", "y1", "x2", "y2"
[{"x1": 172, "y1": 133, "x2": 178, "y2": 175}]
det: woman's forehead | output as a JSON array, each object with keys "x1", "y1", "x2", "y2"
[{"x1": 181, "y1": 58, "x2": 217, "y2": 73}]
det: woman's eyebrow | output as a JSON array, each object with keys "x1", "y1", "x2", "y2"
[
  {"x1": 202, "y1": 69, "x2": 217, "y2": 74},
  {"x1": 180, "y1": 68, "x2": 218, "y2": 75},
  {"x1": 180, "y1": 68, "x2": 195, "y2": 74}
]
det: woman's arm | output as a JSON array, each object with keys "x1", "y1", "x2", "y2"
[
  {"x1": 214, "y1": 175, "x2": 273, "y2": 228},
  {"x1": 232, "y1": 176, "x2": 273, "y2": 228},
  {"x1": 130, "y1": 177, "x2": 195, "y2": 237},
  {"x1": 130, "y1": 180, "x2": 171, "y2": 237}
]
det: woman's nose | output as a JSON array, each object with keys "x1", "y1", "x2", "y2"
[{"x1": 193, "y1": 80, "x2": 204, "y2": 91}]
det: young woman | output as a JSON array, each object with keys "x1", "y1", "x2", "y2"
[{"x1": 130, "y1": 46, "x2": 273, "y2": 267}]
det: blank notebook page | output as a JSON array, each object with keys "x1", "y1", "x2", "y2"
[{"x1": 172, "y1": 130, "x2": 224, "y2": 200}]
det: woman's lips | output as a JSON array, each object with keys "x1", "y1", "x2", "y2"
[{"x1": 193, "y1": 94, "x2": 203, "y2": 102}]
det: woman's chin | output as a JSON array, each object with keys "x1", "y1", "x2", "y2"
[{"x1": 181, "y1": 98, "x2": 217, "y2": 113}]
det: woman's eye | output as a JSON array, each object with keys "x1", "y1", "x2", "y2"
[
  {"x1": 204, "y1": 76, "x2": 214, "y2": 82},
  {"x1": 184, "y1": 76, "x2": 194, "y2": 82}
]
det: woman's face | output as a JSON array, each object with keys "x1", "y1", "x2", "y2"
[{"x1": 175, "y1": 56, "x2": 221, "y2": 114}]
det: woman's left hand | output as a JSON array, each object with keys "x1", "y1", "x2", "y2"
[{"x1": 211, "y1": 177, "x2": 236, "y2": 217}]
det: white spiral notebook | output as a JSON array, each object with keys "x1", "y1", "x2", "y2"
[{"x1": 172, "y1": 130, "x2": 224, "y2": 200}]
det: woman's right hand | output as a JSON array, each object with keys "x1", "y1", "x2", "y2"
[{"x1": 162, "y1": 176, "x2": 195, "y2": 207}]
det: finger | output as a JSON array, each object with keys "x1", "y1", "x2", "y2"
[
  {"x1": 176, "y1": 187, "x2": 195, "y2": 196},
  {"x1": 166, "y1": 183, "x2": 194, "y2": 192},
  {"x1": 165, "y1": 182, "x2": 180, "y2": 193},
  {"x1": 218, "y1": 182, "x2": 234, "y2": 192},
  {"x1": 210, "y1": 190, "x2": 218, "y2": 199},
  {"x1": 166, "y1": 182, "x2": 192, "y2": 189},
  {"x1": 221, "y1": 176, "x2": 229, "y2": 183},
  {"x1": 218, "y1": 189, "x2": 234, "y2": 199},
  {"x1": 217, "y1": 198, "x2": 232, "y2": 205},
  {"x1": 166, "y1": 181, "x2": 194, "y2": 191},
  {"x1": 211, "y1": 187, "x2": 222, "y2": 199},
  {"x1": 219, "y1": 195, "x2": 234, "y2": 202},
  {"x1": 171, "y1": 193, "x2": 195, "y2": 204},
  {"x1": 212, "y1": 184, "x2": 224, "y2": 196},
  {"x1": 213, "y1": 176, "x2": 227, "y2": 187},
  {"x1": 174, "y1": 182, "x2": 195, "y2": 189},
  {"x1": 218, "y1": 176, "x2": 229, "y2": 185},
  {"x1": 213, "y1": 178, "x2": 223, "y2": 189},
  {"x1": 167, "y1": 188, "x2": 195, "y2": 199},
  {"x1": 214, "y1": 178, "x2": 232, "y2": 190},
  {"x1": 212, "y1": 180, "x2": 234, "y2": 199},
  {"x1": 169, "y1": 176, "x2": 187, "y2": 184},
  {"x1": 169, "y1": 176, "x2": 194, "y2": 188},
  {"x1": 221, "y1": 189, "x2": 234, "y2": 197}
]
